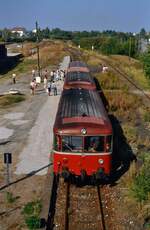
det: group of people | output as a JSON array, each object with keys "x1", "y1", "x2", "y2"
[
  {"x1": 44, "y1": 77, "x2": 57, "y2": 96},
  {"x1": 30, "y1": 68, "x2": 65, "y2": 96},
  {"x1": 50, "y1": 69, "x2": 65, "y2": 82}
]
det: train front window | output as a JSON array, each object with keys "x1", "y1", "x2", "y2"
[
  {"x1": 106, "y1": 135, "x2": 112, "y2": 152},
  {"x1": 62, "y1": 136, "x2": 82, "y2": 152},
  {"x1": 85, "y1": 136, "x2": 104, "y2": 153}
]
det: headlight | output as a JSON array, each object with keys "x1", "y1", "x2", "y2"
[
  {"x1": 81, "y1": 128, "x2": 87, "y2": 135},
  {"x1": 98, "y1": 159, "x2": 104, "y2": 164}
]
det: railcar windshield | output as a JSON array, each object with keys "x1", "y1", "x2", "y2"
[
  {"x1": 85, "y1": 136, "x2": 104, "y2": 153},
  {"x1": 62, "y1": 136, "x2": 82, "y2": 152},
  {"x1": 56, "y1": 135, "x2": 112, "y2": 153}
]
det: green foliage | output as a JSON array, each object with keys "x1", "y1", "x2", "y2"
[
  {"x1": 131, "y1": 155, "x2": 150, "y2": 202},
  {"x1": 140, "y1": 51, "x2": 150, "y2": 80},
  {"x1": 22, "y1": 200, "x2": 42, "y2": 216},
  {"x1": 2, "y1": 28, "x2": 12, "y2": 42},
  {"x1": 25, "y1": 216, "x2": 41, "y2": 230},
  {"x1": 74, "y1": 35, "x2": 138, "y2": 57},
  {"x1": 22, "y1": 200, "x2": 42, "y2": 229},
  {"x1": 5, "y1": 192, "x2": 19, "y2": 203},
  {"x1": 140, "y1": 28, "x2": 146, "y2": 39},
  {"x1": 0, "y1": 27, "x2": 143, "y2": 57}
]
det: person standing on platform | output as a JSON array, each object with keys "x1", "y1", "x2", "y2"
[
  {"x1": 51, "y1": 81, "x2": 57, "y2": 96},
  {"x1": 43, "y1": 76, "x2": 47, "y2": 92},
  {"x1": 30, "y1": 79, "x2": 36, "y2": 95},
  {"x1": 12, "y1": 73, "x2": 16, "y2": 84},
  {"x1": 47, "y1": 81, "x2": 51, "y2": 96},
  {"x1": 32, "y1": 69, "x2": 35, "y2": 80}
]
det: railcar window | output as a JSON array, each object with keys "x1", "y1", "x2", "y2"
[
  {"x1": 54, "y1": 135, "x2": 61, "y2": 151},
  {"x1": 85, "y1": 136, "x2": 104, "y2": 152},
  {"x1": 106, "y1": 135, "x2": 112, "y2": 152},
  {"x1": 62, "y1": 136, "x2": 82, "y2": 152},
  {"x1": 53, "y1": 136, "x2": 57, "y2": 150}
]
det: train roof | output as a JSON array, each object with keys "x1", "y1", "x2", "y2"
[
  {"x1": 65, "y1": 71, "x2": 94, "y2": 83},
  {"x1": 54, "y1": 89, "x2": 112, "y2": 135},
  {"x1": 64, "y1": 71, "x2": 96, "y2": 90},
  {"x1": 69, "y1": 61, "x2": 87, "y2": 68}
]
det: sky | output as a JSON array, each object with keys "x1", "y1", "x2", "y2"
[{"x1": 0, "y1": 0, "x2": 150, "y2": 32}]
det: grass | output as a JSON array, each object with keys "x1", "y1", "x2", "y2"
[
  {"x1": 82, "y1": 50, "x2": 102, "y2": 66},
  {"x1": 83, "y1": 50, "x2": 150, "y2": 90},
  {"x1": 104, "y1": 91, "x2": 142, "y2": 122},
  {"x1": 0, "y1": 94, "x2": 25, "y2": 108},
  {"x1": 103, "y1": 55, "x2": 150, "y2": 90},
  {"x1": 122, "y1": 124, "x2": 138, "y2": 143},
  {"x1": 95, "y1": 71, "x2": 129, "y2": 91},
  {"x1": 144, "y1": 111, "x2": 150, "y2": 122}
]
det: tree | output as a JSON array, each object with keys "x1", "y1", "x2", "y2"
[
  {"x1": 42, "y1": 27, "x2": 50, "y2": 39},
  {"x1": 2, "y1": 28, "x2": 11, "y2": 42},
  {"x1": 140, "y1": 48, "x2": 150, "y2": 80},
  {"x1": 140, "y1": 28, "x2": 146, "y2": 38}
]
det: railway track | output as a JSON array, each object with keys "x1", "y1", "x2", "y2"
[{"x1": 46, "y1": 176, "x2": 107, "y2": 230}]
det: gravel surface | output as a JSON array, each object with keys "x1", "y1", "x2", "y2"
[
  {"x1": 4, "y1": 112, "x2": 25, "y2": 120},
  {"x1": 15, "y1": 92, "x2": 61, "y2": 175},
  {"x1": 0, "y1": 127, "x2": 14, "y2": 140}
]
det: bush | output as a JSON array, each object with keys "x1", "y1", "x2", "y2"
[
  {"x1": 140, "y1": 51, "x2": 150, "y2": 80},
  {"x1": 131, "y1": 155, "x2": 150, "y2": 202},
  {"x1": 22, "y1": 200, "x2": 42, "y2": 229},
  {"x1": 25, "y1": 216, "x2": 41, "y2": 230},
  {"x1": 22, "y1": 200, "x2": 42, "y2": 216}
]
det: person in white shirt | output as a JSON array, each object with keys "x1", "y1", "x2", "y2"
[{"x1": 43, "y1": 77, "x2": 47, "y2": 91}]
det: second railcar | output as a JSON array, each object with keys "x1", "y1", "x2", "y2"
[
  {"x1": 63, "y1": 71, "x2": 96, "y2": 90},
  {"x1": 67, "y1": 61, "x2": 90, "y2": 73}
]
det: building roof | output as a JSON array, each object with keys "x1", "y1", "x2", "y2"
[{"x1": 11, "y1": 27, "x2": 26, "y2": 32}]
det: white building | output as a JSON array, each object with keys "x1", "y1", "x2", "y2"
[{"x1": 11, "y1": 27, "x2": 26, "y2": 37}]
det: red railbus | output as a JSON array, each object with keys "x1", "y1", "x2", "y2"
[{"x1": 53, "y1": 88, "x2": 113, "y2": 180}]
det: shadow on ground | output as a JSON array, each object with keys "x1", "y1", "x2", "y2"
[
  {"x1": 0, "y1": 55, "x2": 23, "y2": 75},
  {"x1": 109, "y1": 114, "x2": 136, "y2": 185}
]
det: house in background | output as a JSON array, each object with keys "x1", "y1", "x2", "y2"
[{"x1": 11, "y1": 27, "x2": 26, "y2": 37}]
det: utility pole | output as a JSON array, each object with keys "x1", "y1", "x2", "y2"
[
  {"x1": 129, "y1": 37, "x2": 132, "y2": 60},
  {"x1": 36, "y1": 21, "x2": 40, "y2": 77}
]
